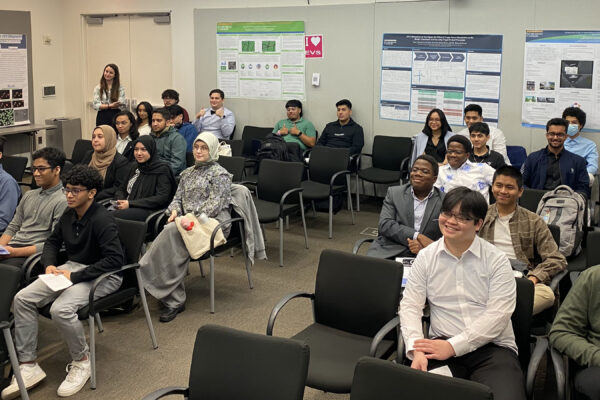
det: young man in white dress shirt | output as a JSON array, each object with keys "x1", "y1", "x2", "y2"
[{"x1": 400, "y1": 186, "x2": 526, "y2": 400}]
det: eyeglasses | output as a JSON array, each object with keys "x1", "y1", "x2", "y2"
[
  {"x1": 446, "y1": 150, "x2": 466, "y2": 155},
  {"x1": 440, "y1": 211, "x2": 472, "y2": 224},
  {"x1": 194, "y1": 146, "x2": 210, "y2": 153},
  {"x1": 547, "y1": 132, "x2": 566, "y2": 138},
  {"x1": 115, "y1": 121, "x2": 130, "y2": 126},
  {"x1": 62, "y1": 187, "x2": 89, "y2": 196},
  {"x1": 31, "y1": 166, "x2": 53, "y2": 173}
]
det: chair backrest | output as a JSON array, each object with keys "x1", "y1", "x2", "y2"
[
  {"x1": 313, "y1": 249, "x2": 403, "y2": 337},
  {"x1": 70, "y1": 139, "x2": 93, "y2": 165},
  {"x1": 218, "y1": 156, "x2": 246, "y2": 182},
  {"x1": 519, "y1": 188, "x2": 548, "y2": 213},
  {"x1": 224, "y1": 139, "x2": 243, "y2": 156},
  {"x1": 114, "y1": 218, "x2": 147, "y2": 288},
  {"x1": 507, "y1": 145, "x2": 527, "y2": 170},
  {"x1": 350, "y1": 357, "x2": 493, "y2": 400},
  {"x1": 0, "y1": 264, "x2": 23, "y2": 363},
  {"x1": 513, "y1": 277, "x2": 534, "y2": 370},
  {"x1": 584, "y1": 231, "x2": 600, "y2": 270},
  {"x1": 257, "y1": 159, "x2": 304, "y2": 203},
  {"x1": 186, "y1": 152, "x2": 195, "y2": 167},
  {"x1": 308, "y1": 146, "x2": 350, "y2": 185},
  {"x1": 371, "y1": 136, "x2": 412, "y2": 171},
  {"x1": 0, "y1": 155, "x2": 27, "y2": 181},
  {"x1": 241, "y1": 126, "x2": 272, "y2": 156},
  {"x1": 189, "y1": 324, "x2": 309, "y2": 400}
]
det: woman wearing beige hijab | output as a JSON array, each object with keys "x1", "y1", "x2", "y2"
[{"x1": 79, "y1": 125, "x2": 130, "y2": 201}]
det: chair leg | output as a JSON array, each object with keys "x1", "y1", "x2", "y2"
[
  {"x1": 526, "y1": 335, "x2": 548, "y2": 398},
  {"x1": 299, "y1": 195, "x2": 309, "y2": 249},
  {"x1": 328, "y1": 195, "x2": 333, "y2": 239},
  {"x1": 95, "y1": 314, "x2": 103, "y2": 333},
  {"x1": 356, "y1": 174, "x2": 360, "y2": 212},
  {"x1": 311, "y1": 201, "x2": 316, "y2": 217},
  {"x1": 550, "y1": 346, "x2": 566, "y2": 400},
  {"x1": 347, "y1": 175, "x2": 355, "y2": 225},
  {"x1": 198, "y1": 261, "x2": 205, "y2": 278},
  {"x1": 238, "y1": 224, "x2": 253, "y2": 289},
  {"x1": 135, "y1": 269, "x2": 158, "y2": 349},
  {"x1": 279, "y1": 217, "x2": 284, "y2": 267},
  {"x1": 3, "y1": 328, "x2": 30, "y2": 400},
  {"x1": 209, "y1": 256, "x2": 216, "y2": 314},
  {"x1": 89, "y1": 316, "x2": 96, "y2": 389},
  {"x1": 373, "y1": 182, "x2": 377, "y2": 199}
]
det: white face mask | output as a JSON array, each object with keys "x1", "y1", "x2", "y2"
[{"x1": 567, "y1": 124, "x2": 579, "y2": 137}]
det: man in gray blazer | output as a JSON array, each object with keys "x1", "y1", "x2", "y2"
[{"x1": 368, "y1": 154, "x2": 443, "y2": 259}]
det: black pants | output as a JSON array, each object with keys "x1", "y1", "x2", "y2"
[
  {"x1": 428, "y1": 344, "x2": 526, "y2": 400},
  {"x1": 574, "y1": 367, "x2": 600, "y2": 400},
  {"x1": 113, "y1": 207, "x2": 153, "y2": 222}
]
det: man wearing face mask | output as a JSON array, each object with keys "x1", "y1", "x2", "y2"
[{"x1": 562, "y1": 107, "x2": 598, "y2": 186}]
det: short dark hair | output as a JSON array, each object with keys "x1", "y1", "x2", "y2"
[
  {"x1": 468, "y1": 122, "x2": 490, "y2": 136},
  {"x1": 562, "y1": 107, "x2": 586, "y2": 128},
  {"x1": 414, "y1": 154, "x2": 439, "y2": 177},
  {"x1": 464, "y1": 104, "x2": 483, "y2": 116},
  {"x1": 285, "y1": 99, "x2": 303, "y2": 117},
  {"x1": 441, "y1": 186, "x2": 488, "y2": 224},
  {"x1": 210, "y1": 89, "x2": 225, "y2": 99},
  {"x1": 32, "y1": 147, "x2": 66, "y2": 170},
  {"x1": 447, "y1": 134, "x2": 472, "y2": 153},
  {"x1": 167, "y1": 104, "x2": 184, "y2": 118},
  {"x1": 64, "y1": 164, "x2": 104, "y2": 194},
  {"x1": 161, "y1": 89, "x2": 179, "y2": 102},
  {"x1": 152, "y1": 107, "x2": 171, "y2": 121},
  {"x1": 546, "y1": 118, "x2": 568, "y2": 132},
  {"x1": 0, "y1": 136, "x2": 5, "y2": 153},
  {"x1": 493, "y1": 166, "x2": 523, "y2": 189},
  {"x1": 336, "y1": 99, "x2": 352, "y2": 109}
]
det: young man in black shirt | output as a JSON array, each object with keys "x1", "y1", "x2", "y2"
[
  {"x1": 468, "y1": 122, "x2": 506, "y2": 170},
  {"x1": 317, "y1": 99, "x2": 364, "y2": 156},
  {"x1": 3, "y1": 165, "x2": 124, "y2": 399}
]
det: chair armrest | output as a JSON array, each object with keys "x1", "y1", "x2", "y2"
[
  {"x1": 352, "y1": 237, "x2": 375, "y2": 254},
  {"x1": 145, "y1": 209, "x2": 167, "y2": 226},
  {"x1": 24, "y1": 252, "x2": 44, "y2": 284},
  {"x1": 280, "y1": 187, "x2": 303, "y2": 213},
  {"x1": 0, "y1": 320, "x2": 12, "y2": 330},
  {"x1": 238, "y1": 181, "x2": 257, "y2": 187},
  {"x1": 549, "y1": 269, "x2": 568, "y2": 292},
  {"x1": 400, "y1": 157, "x2": 410, "y2": 183},
  {"x1": 98, "y1": 199, "x2": 112, "y2": 206},
  {"x1": 141, "y1": 386, "x2": 189, "y2": 400},
  {"x1": 267, "y1": 292, "x2": 315, "y2": 335},
  {"x1": 209, "y1": 217, "x2": 244, "y2": 254},
  {"x1": 87, "y1": 263, "x2": 140, "y2": 315},
  {"x1": 369, "y1": 316, "x2": 400, "y2": 357},
  {"x1": 329, "y1": 170, "x2": 351, "y2": 190}
]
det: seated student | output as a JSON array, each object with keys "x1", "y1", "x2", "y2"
[
  {"x1": 317, "y1": 99, "x2": 364, "y2": 156},
  {"x1": 479, "y1": 166, "x2": 566, "y2": 315},
  {"x1": 468, "y1": 122, "x2": 506, "y2": 170},
  {"x1": 400, "y1": 186, "x2": 525, "y2": 400},
  {"x1": 112, "y1": 135, "x2": 176, "y2": 221},
  {"x1": 273, "y1": 99, "x2": 317, "y2": 151},
  {"x1": 562, "y1": 106, "x2": 598, "y2": 185},
  {"x1": 139, "y1": 132, "x2": 232, "y2": 323},
  {"x1": 192, "y1": 89, "x2": 236, "y2": 140},
  {"x1": 368, "y1": 155, "x2": 443, "y2": 259},
  {"x1": 80, "y1": 125, "x2": 130, "y2": 201},
  {"x1": 161, "y1": 89, "x2": 190, "y2": 122},
  {"x1": 456, "y1": 103, "x2": 510, "y2": 164},
  {"x1": 114, "y1": 111, "x2": 139, "y2": 160},
  {"x1": 434, "y1": 135, "x2": 496, "y2": 203},
  {"x1": 136, "y1": 101, "x2": 153, "y2": 136},
  {"x1": 410, "y1": 108, "x2": 454, "y2": 166},
  {"x1": 168, "y1": 104, "x2": 199, "y2": 152},
  {"x1": 0, "y1": 147, "x2": 67, "y2": 273},
  {"x1": 150, "y1": 107, "x2": 187, "y2": 176},
  {"x1": 1, "y1": 165, "x2": 124, "y2": 399},
  {"x1": 549, "y1": 265, "x2": 600, "y2": 400},
  {"x1": 0, "y1": 137, "x2": 20, "y2": 233},
  {"x1": 522, "y1": 117, "x2": 590, "y2": 198}
]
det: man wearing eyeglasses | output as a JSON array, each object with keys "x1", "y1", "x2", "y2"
[
  {"x1": 522, "y1": 118, "x2": 590, "y2": 197},
  {"x1": 434, "y1": 135, "x2": 496, "y2": 203},
  {"x1": 0, "y1": 147, "x2": 67, "y2": 275},
  {"x1": 400, "y1": 186, "x2": 525, "y2": 400},
  {"x1": 368, "y1": 154, "x2": 443, "y2": 258}
]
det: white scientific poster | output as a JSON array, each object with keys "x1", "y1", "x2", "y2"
[
  {"x1": 0, "y1": 34, "x2": 30, "y2": 127},
  {"x1": 522, "y1": 31, "x2": 600, "y2": 131},
  {"x1": 379, "y1": 34, "x2": 503, "y2": 125},
  {"x1": 216, "y1": 21, "x2": 305, "y2": 100}
]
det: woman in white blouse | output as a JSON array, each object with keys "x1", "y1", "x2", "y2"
[
  {"x1": 92, "y1": 63, "x2": 126, "y2": 127},
  {"x1": 136, "y1": 101, "x2": 153, "y2": 136}
]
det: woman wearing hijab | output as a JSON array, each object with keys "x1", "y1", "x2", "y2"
[
  {"x1": 80, "y1": 125, "x2": 130, "y2": 201},
  {"x1": 139, "y1": 132, "x2": 232, "y2": 323},
  {"x1": 112, "y1": 135, "x2": 176, "y2": 221}
]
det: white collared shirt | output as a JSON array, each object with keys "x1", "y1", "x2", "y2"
[
  {"x1": 116, "y1": 135, "x2": 131, "y2": 154},
  {"x1": 435, "y1": 160, "x2": 495, "y2": 203},
  {"x1": 411, "y1": 187, "x2": 434, "y2": 239},
  {"x1": 400, "y1": 235, "x2": 517, "y2": 358}
]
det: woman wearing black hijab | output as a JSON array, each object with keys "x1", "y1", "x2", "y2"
[{"x1": 113, "y1": 135, "x2": 176, "y2": 221}]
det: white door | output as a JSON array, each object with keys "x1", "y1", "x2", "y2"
[{"x1": 83, "y1": 14, "x2": 172, "y2": 137}]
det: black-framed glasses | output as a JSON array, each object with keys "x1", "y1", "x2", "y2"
[
  {"x1": 440, "y1": 211, "x2": 472, "y2": 224},
  {"x1": 31, "y1": 166, "x2": 53, "y2": 173},
  {"x1": 62, "y1": 187, "x2": 89, "y2": 196}
]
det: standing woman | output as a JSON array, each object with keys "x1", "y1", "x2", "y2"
[
  {"x1": 410, "y1": 108, "x2": 453, "y2": 166},
  {"x1": 114, "y1": 111, "x2": 139, "y2": 161},
  {"x1": 136, "y1": 101, "x2": 153, "y2": 136},
  {"x1": 92, "y1": 64, "x2": 126, "y2": 127},
  {"x1": 113, "y1": 135, "x2": 176, "y2": 221},
  {"x1": 80, "y1": 125, "x2": 130, "y2": 201}
]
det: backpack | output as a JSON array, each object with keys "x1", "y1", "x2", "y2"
[
  {"x1": 536, "y1": 185, "x2": 586, "y2": 257},
  {"x1": 256, "y1": 134, "x2": 289, "y2": 163}
]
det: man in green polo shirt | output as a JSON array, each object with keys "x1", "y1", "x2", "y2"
[{"x1": 273, "y1": 99, "x2": 316, "y2": 151}]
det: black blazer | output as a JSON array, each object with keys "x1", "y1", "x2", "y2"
[
  {"x1": 115, "y1": 163, "x2": 176, "y2": 211},
  {"x1": 80, "y1": 150, "x2": 131, "y2": 201}
]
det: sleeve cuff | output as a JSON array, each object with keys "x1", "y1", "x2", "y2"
[
  {"x1": 413, "y1": 232, "x2": 419, "y2": 240},
  {"x1": 447, "y1": 333, "x2": 471, "y2": 357}
]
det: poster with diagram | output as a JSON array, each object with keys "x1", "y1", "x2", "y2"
[
  {"x1": 379, "y1": 34, "x2": 503, "y2": 125},
  {"x1": 522, "y1": 30, "x2": 600, "y2": 130},
  {"x1": 0, "y1": 34, "x2": 29, "y2": 127},
  {"x1": 216, "y1": 21, "x2": 305, "y2": 100}
]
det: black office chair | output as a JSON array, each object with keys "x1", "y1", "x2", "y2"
[
  {"x1": 267, "y1": 249, "x2": 403, "y2": 393},
  {"x1": 350, "y1": 357, "x2": 493, "y2": 400},
  {"x1": 356, "y1": 136, "x2": 412, "y2": 211},
  {"x1": 185, "y1": 152, "x2": 194, "y2": 167},
  {"x1": 0, "y1": 155, "x2": 31, "y2": 189},
  {"x1": 142, "y1": 324, "x2": 310, "y2": 400},
  {"x1": 68, "y1": 139, "x2": 93, "y2": 165},
  {"x1": 217, "y1": 156, "x2": 246, "y2": 182},
  {"x1": 240, "y1": 126, "x2": 272, "y2": 170},
  {"x1": 519, "y1": 188, "x2": 548, "y2": 213},
  {"x1": 223, "y1": 139, "x2": 243, "y2": 156}
]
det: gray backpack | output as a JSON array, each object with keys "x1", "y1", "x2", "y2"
[{"x1": 536, "y1": 185, "x2": 586, "y2": 257}]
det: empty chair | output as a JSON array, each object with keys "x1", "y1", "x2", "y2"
[
  {"x1": 0, "y1": 155, "x2": 28, "y2": 183},
  {"x1": 519, "y1": 188, "x2": 548, "y2": 213},
  {"x1": 217, "y1": 156, "x2": 246, "y2": 182},
  {"x1": 240, "y1": 125, "x2": 272, "y2": 161},
  {"x1": 68, "y1": 139, "x2": 93, "y2": 165},
  {"x1": 142, "y1": 324, "x2": 310, "y2": 400}
]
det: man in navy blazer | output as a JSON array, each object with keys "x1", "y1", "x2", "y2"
[
  {"x1": 368, "y1": 154, "x2": 443, "y2": 259},
  {"x1": 522, "y1": 118, "x2": 590, "y2": 198}
]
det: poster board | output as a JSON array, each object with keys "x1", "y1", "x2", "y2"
[{"x1": 0, "y1": 34, "x2": 30, "y2": 127}]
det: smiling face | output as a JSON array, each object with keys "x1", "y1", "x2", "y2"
[
  {"x1": 286, "y1": 106, "x2": 301, "y2": 121},
  {"x1": 193, "y1": 140, "x2": 210, "y2": 163},
  {"x1": 137, "y1": 105, "x2": 148, "y2": 121},
  {"x1": 134, "y1": 142, "x2": 151, "y2": 164},
  {"x1": 492, "y1": 174, "x2": 523, "y2": 208},
  {"x1": 410, "y1": 159, "x2": 436, "y2": 193},
  {"x1": 91, "y1": 128, "x2": 106, "y2": 152},
  {"x1": 427, "y1": 111, "x2": 442, "y2": 133},
  {"x1": 464, "y1": 110, "x2": 483, "y2": 128},
  {"x1": 447, "y1": 141, "x2": 469, "y2": 169},
  {"x1": 103, "y1": 66, "x2": 115, "y2": 82},
  {"x1": 32, "y1": 157, "x2": 60, "y2": 189},
  {"x1": 209, "y1": 93, "x2": 224, "y2": 110},
  {"x1": 546, "y1": 124, "x2": 567, "y2": 150},
  {"x1": 439, "y1": 203, "x2": 482, "y2": 243}
]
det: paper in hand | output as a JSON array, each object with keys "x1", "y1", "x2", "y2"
[
  {"x1": 38, "y1": 274, "x2": 73, "y2": 292},
  {"x1": 0, "y1": 245, "x2": 9, "y2": 255}
]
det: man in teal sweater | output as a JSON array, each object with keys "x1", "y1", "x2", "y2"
[{"x1": 151, "y1": 108, "x2": 187, "y2": 176}]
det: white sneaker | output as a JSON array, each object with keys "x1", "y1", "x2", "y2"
[
  {"x1": 1, "y1": 363, "x2": 46, "y2": 400},
  {"x1": 56, "y1": 358, "x2": 91, "y2": 397}
]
